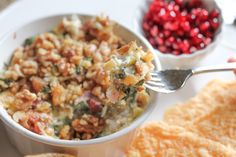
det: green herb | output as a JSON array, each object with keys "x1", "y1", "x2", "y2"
[
  {"x1": 75, "y1": 65, "x2": 81, "y2": 75},
  {"x1": 122, "y1": 86, "x2": 137, "y2": 104},
  {"x1": 42, "y1": 86, "x2": 51, "y2": 94},
  {"x1": 51, "y1": 64, "x2": 58, "y2": 75},
  {"x1": 74, "y1": 101, "x2": 89, "y2": 111},
  {"x1": 0, "y1": 78, "x2": 12, "y2": 85},
  {"x1": 85, "y1": 57, "x2": 93, "y2": 61},
  {"x1": 53, "y1": 125, "x2": 62, "y2": 135},
  {"x1": 114, "y1": 68, "x2": 126, "y2": 79},
  {"x1": 63, "y1": 117, "x2": 71, "y2": 125},
  {"x1": 62, "y1": 32, "x2": 70, "y2": 37},
  {"x1": 136, "y1": 79, "x2": 145, "y2": 86},
  {"x1": 24, "y1": 37, "x2": 35, "y2": 46}
]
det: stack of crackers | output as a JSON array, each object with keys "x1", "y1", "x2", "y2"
[{"x1": 126, "y1": 80, "x2": 236, "y2": 157}]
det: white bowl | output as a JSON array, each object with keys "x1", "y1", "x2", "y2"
[
  {"x1": 133, "y1": 0, "x2": 223, "y2": 69},
  {"x1": 0, "y1": 14, "x2": 161, "y2": 157}
]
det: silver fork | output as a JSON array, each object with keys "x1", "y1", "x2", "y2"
[{"x1": 145, "y1": 63, "x2": 236, "y2": 93}]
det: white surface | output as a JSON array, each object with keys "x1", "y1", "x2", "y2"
[{"x1": 0, "y1": 0, "x2": 236, "y2": 156}]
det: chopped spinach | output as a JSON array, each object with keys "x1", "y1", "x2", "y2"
[
  {"x1": 114, "y1": 68, "x2": 126, "y2": 79},
  {"x1": 85, "y1": 57, "x2": 93, "y2": 61},
  {"x1": 53, "y1": 125, "x2": 62, "y2": 135},
  {"x1": 122, "y1": 86, "x2": 137, "y2": 104},
  {"x1": 63, "y1": 117, "x2": 71, "y2": 125},
  {"x1": 136, "y1": 79, "x2": 145, "y2": 86},
  {"x1": 74, "y1": 101, "x2": 89, "y2": 111},
  {"x1": 0, "y1": 78, "x2": 12, "y2": 85},
  {"x1": 42, "y1": 86, "x2": 51, "y2": 94},
  {"x1": 24, "y1": 37, "x2": 35, "y2": 46},
  {"x1": 75, "y1": 65, "x2": 81, "y2": 75}
]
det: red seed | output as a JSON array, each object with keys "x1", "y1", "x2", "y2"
[
  {"x1": 210, "y1": 9, "x2": 220, "y2": 18},
  {"x1": 203, "y1": 37, "x2": 212, "y2": 46},
  {"x1": 190, "y1": 28, "x2": 199, "y2": 37},
  {"x1": 172, "y1": 50, "x2": 181, "y2": 55},
  {"x1": 150, "y1": 26, "x2": 158, "y2": 37},
  {"x1": 199, "y1": 21, "x2": 210, "y2": 32},
  {"x1": 190, "y1": 46, "x2": 197, "y2": 53},
  {"x1": 155, "y1": 36, "x2": 164, "y2": 45},
  {"x1": 210, "y1": 18, "x2": 220, "y2": 30},
  {"x1": 198, "y1": 9, "x2": 209, "y2": 21},
  {"x1": 163, "y1": 30, "x2": 171, "y2": 38},
  {"x1": 158, "y1": 45, "x2": 167, "y2": 52},
  {"x1": 143, "y1": 22, "x2": 150, "y2": 31},
  {"x1": 181, "y1": 21, "x2": 191, "y2": 32}
]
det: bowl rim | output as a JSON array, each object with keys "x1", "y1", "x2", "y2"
[
  {"x1": 0, "y1": 13, "x2": 161, "y2": 147},
  {"x1": 135, "y1": 0, "x2": 223, "y2": 59}
]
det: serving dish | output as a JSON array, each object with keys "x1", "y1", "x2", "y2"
[
  {"x1": 0, "y1": 14, "x2": 161, "y2": 157},
  {"x1": 133, "y1": 0, "x2": 223, "y2": 69}
]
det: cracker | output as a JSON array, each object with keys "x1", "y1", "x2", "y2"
[
  {"x1": 186, "y1": 105, "x2": 236, "y2": 149},
  {"x1": 163, "y1": 79, "x2": 236, "y2": 149},
  {"x1": 126, "y1": 122, "x2": 236, "y2": 157},
  {"x1": 163, "y1": 80, "x2": 236, "y2": 126}
]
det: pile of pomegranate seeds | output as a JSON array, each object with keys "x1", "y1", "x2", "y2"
[{"x1": 142, "y1": 0, "x2": 220, "y2": 55}]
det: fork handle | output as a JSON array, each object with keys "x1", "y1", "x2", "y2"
[{"x1": 192, "y1": 62, "x2": 236, "y2": 74}]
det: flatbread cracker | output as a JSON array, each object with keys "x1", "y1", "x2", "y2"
[
  {"x1": 186, "y1": 105, "x2": 236, "y2": 149},
  {"x1": 25, "y1": 153, "x2": 74, "y2": 157},
  {"x1": 126, "y1": 122, "x2": 236, "y2": 157},
  {"x1": 163, "y1": 80, "x2": 236, "y2": 149},
  {"x1": 163, "y1": 80, "x2": 236, "y2": 126}
]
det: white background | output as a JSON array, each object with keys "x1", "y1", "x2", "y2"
[{"x1": 0, "y1": 0, "x2": 236, "y2": 156}]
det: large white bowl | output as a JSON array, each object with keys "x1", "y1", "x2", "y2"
[
  {"x1": 133, "y1": 0, "x2": 223, "y2": 69},
  {"x1": 0, "y1": 14, "x2": 161, "y2": 157}
]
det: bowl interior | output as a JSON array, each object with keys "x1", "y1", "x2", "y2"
[{"x1": 0, "y1": 14, "x2": 160, "y2": 146}]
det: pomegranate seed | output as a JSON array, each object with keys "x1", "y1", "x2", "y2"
[
  {"x1": 199, "y1": 21, "x2": 210, "y2": 32},
  {"x1": 150, "y1": 26, "x2": 158, "y2": 37},
  {"x1": 149, "y1": 38, "x2": 156, "y2": 46},
  {"x1": 177, "y1": 30, "x2": 185, "y2": 36},
  {"x1": 203, "y1": 37, "x2": 212, "y2": 46},
  {"x1": 172, "y1": 43, "x2": 179, "y2": 50},
  {"x1": 158, "y1": 45, "x2": 167, "y2": 52},
  {"x1": 199, "y1": 42, "x2": 205, "y2": 48},
  {"x1": 172, "y1": 50, "x2": 181, "y2": 55},
  {"x1": 198, "y1": 9, "x2": 209, "y2": 21},
  {"x1": 163, "y1": 30, "x2": 171, "y2": 38},
  {"x1": 192, "y1": 34, "x2": 203, "y2": 45},
  {"x1": 142, "y1": 0, "x2": 220, "y2": 55},
  {"x1": 190, "y1": 28, "x2": 199, "y2": 37},
  {"x1": 181, "y1": 21, "x2": 191, "y2": 32},
  {"x1": 174, "y1": 0, "x2": 183, "y2": 6},
  {"x1": 210, "y1": 18, "x2": 220, "y2": 30},
  {"x1": 143, "y1": 22, "x2": 150, "y2": 31},
  {"x1": 205, "y1": 31, "x2": 213, "y2": 38},
  {"x1": 210, "y1": 9, "x2": 220, "y2": 18},
  {"x1": 155, "y1": 36, "x2": 164, "y2": 45},
  {"x1": 190, "y1": 46, "x2": 197, "y2": 53}
]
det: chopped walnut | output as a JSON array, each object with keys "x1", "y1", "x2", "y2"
[
  {"x1": 31, "y1": 76, "x2": 46, "y2": 93},
  {"x1": 72, "y1": 114, "x2": 105, "y2": 140},
  {"x1": 15, "y1": 89, "x2": 37, "y2": 110},
  {"x1": 59, "y1": 125, "x2": 73, "y2": 140},
  {"x1": 21, "y1": 60, "x2": 38, "y2": 75}
]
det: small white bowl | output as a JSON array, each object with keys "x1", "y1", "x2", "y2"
[
  {"x1": 0, "y1": 14, "x2": 161, "y2": 157},
  {"x1": 133, "y1": 0, "x2": 223, "y2": 69}
]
